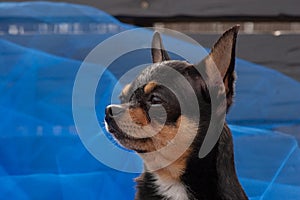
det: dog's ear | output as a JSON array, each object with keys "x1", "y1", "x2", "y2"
[
  {"x1": 206, "y1": 25, "x2": 239, "y2": 109},
  {"x1": 151, "y1": 32, "x2": 170, "y2": 63}
]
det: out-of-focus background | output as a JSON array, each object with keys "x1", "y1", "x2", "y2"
[
  {"x1": 11, "y1": 0, "x2": 300, "y2": 81},
  {"x1": 0, "y1": 1, "x2": 299, "y2": 200}
]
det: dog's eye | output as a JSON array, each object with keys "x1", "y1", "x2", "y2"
[{"x1": 149, "y1": 95, "x2": 163, "y2": 105}]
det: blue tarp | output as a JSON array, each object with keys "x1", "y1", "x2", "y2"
[{"x1": 0, "y1": 2, "x2": 299, "y2": 200}]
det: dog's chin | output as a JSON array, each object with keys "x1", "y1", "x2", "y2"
[
  {"x1": 105, "y1": 119, "x2": 130, "y2": 140},
  {"x1": 104, "y1": 120, "x2": 150, "y2": 153}
]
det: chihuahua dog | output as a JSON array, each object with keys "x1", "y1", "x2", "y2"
[{"x1": 105, "y1": 26, "x2": 248, "y2": 200}]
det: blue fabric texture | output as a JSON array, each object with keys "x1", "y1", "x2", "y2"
[{"x1": 0, "y1": 2, "x2": 299, "y2": 200}]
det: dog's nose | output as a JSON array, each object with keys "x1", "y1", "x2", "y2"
[{"x1": 105, "y1": 105, "x2": 125, "y2": 118}]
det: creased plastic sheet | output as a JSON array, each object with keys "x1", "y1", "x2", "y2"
[{"x1": 0, "y1": 2, "x2": 299, "y2": 200}]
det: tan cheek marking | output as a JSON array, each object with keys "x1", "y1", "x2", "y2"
[
  {"x1": 152, "y1": 116, "x2": 182, "y2": 149},
  {"x1": 152, "y1": 125, "x2": 177, "y2": 149},
  {"x1": 156, "y1": 148, "x2": 191, "y2": 181},
  {"x1": 144, "y1": 81, "x2": 157, "y2": 94},
  {"x1": 152, "y1": 116, "x2": 189, "y2": 181},
  {"x1": 129, "y1": 107, "x2": 149, "y2": 126},
  {"x1": 143, "y1": 116, "x2": 197, "y2": 181},
  {"x1": 112, "y1": 110, "x2": 156, "y2": 151}
]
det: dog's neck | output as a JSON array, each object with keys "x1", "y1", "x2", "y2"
[{"x1": 135, "y1": 124, "x2": 248, "y2": 200}]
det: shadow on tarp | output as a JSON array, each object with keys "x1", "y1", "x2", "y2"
[{"x1": 0, "y1": 2, "x2": 299, "y2": 200}]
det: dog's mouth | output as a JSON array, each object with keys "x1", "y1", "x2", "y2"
[
  {"x1": 103, "y1": 94, "x2": 198, "y2": 156},
  {"x1": 104, "y1": 105, "x2": 185, "y2": 155},
  {"x1": 105, "y1": 114, "x2": 135, "y2": 140},
  {"x1": 105, "y1": 113, "x2": 152, "y2": 153}
]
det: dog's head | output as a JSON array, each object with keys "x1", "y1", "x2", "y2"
[{"x1": 105, "y1": 26, "x2": 239, "y2": 158}]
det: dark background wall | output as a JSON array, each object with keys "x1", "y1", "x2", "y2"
[
  {"x1": 5, "y1": 0, "x2": 300, "y2": 81},
  {"x1": 188, "y1": 33, "x2": 300, "y2": 81}
]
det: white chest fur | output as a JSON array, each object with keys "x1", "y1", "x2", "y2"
[{"x1": 154, "y1": 175, "x2": 189, "y2": 200}]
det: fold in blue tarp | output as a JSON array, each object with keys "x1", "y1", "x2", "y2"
[{"x1": 0, "y1": 2, "x2": 299, "y2": 200}]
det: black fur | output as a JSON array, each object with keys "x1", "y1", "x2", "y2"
[
  {"x1": 105, "y1": 26, "x2": 248, "y2": 200},
  {"x1": 133, "y1": 62, "x2": 248, "y2": 200}
]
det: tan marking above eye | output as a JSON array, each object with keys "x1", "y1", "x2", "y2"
[
  {"x1": 144, "y1": 81, "x2": 157, "y2": 94},
  {"x1": 121, "y1": 84, "x2": 131, "y2": 96}
]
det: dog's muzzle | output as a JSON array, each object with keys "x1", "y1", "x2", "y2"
[
  {"x1": 105, "y1": 105, "x2": 125, "y2": 119},
  {"x1": 105, "y1": 104, "x2": 126, "y2": 130}
]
